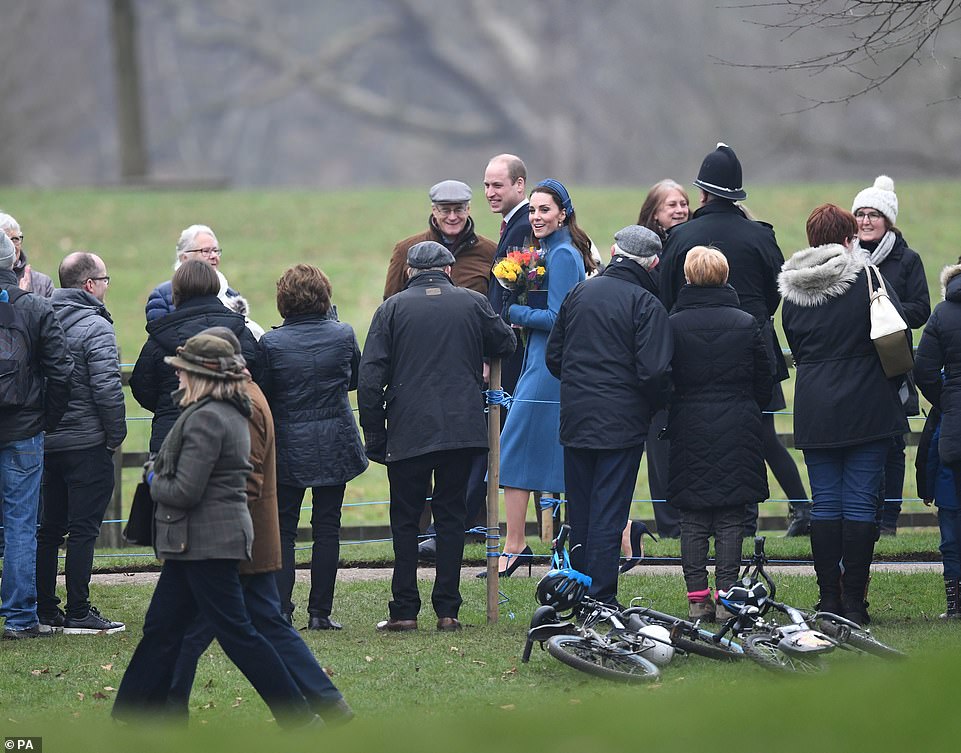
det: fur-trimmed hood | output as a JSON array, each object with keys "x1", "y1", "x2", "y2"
[
  {"x1": 939, "y1": 263, "x2": 961, "y2": 301},
  {"x1": 778, "y1": 244, "x2": 869, "y2": 307}
]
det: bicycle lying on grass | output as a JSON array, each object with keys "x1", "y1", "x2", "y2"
[
  {"x1": 522, "y1": 527, "x2": 903, "y2": 681},
  {"x1": 711, "y1": 537, "x2": 906, "y2": 673},
  {"x1": 520, "y1": 525, "x2": 667, "y2": 683}
]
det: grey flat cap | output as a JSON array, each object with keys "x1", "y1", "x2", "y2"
[
  {"x1": 613, "y1": 225, "x2": 661, "y2": 258},
  {"x1": 407, "y1": 241, "x2": 455, "y2": 269},
  {"x1": 429, "y1": 180, "x2": 472, "y2": 204}
]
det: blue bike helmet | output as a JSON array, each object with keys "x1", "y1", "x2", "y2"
[
  {"x1": 718, "y1": 580, "x2": 768, "y2": 614},
  {"x1": 536, "y1": 567, "x2": 592, "y2": 611}
]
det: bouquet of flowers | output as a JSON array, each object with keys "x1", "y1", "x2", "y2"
[{"x1": 492, "y1": 247, "x2": 546, "y2": 306}]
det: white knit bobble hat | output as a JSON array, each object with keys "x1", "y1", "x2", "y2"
[{"x1": 852, "y1": 175, "x2": 898, "y2": 226}]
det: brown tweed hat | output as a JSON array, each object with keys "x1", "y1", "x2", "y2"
[{"x1": 164, "y1": 332, "x2": 246, "y2": 381}]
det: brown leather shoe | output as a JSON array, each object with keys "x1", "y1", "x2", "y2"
[
  {"x1": 436, "y1": 617, "x2": 462, "y2": 632},
  {"x1": 375, "y1": 618, "x2": 418, "y2": 632}
]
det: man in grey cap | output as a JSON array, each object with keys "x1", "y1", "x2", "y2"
[
  {"x1": 658, "y1": 142, "x2": 807, "y2": 538},
  {"x1": 360, "y1": 241, "x2": 515, "y2": 632},
  {"x1": 546, "y1": 226, "x2": 673, "y2": 607},
  {"x1": 383, "y1": 180, "x2": 496, "y2": 299}
]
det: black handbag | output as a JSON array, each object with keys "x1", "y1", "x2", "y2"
[{"x1": 123, "y1": 481, "x2": 155, "y2": 546}]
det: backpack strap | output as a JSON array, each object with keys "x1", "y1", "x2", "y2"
[{"x1": 0, "y1": 285, "x2": 28, "y2": 304}]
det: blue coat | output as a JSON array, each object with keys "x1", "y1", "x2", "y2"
[
  {"x1": 499, "y1": 227, "x2": 585, "y2": 492},
  {"x1": 258, "y1": 312, "x2": 368, "y2": 488}
]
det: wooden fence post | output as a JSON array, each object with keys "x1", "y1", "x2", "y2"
[{"x1": 486, "y1": 358, "x2": 502, "y2": 624}]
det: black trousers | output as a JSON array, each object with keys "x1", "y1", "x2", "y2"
[
  {"x1": 168, "y1": 571, "x2": 342, "y2": 717},
  {"x1": 386, "y1": 449, "x2": 475, "y2": 620},
  {"x1": 565, "y1": 445, "x2": 643, "y2": 605},
  {"x1": 112, "y1": 559, "x2": 312, "y2": 728},
  {"x1": 36, "y1": 446, "x2": 115, "y2": 619},
  {"x1": 679, "y1": 505, "x2": 745, "y2": 594},
  {"x1": 645, "y1": 409, "x2": 680, "y2": 538},
  {"x1": 275, "y1": 482, "x2": 345, "y2": 618}
]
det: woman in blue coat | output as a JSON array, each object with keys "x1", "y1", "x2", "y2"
[
  {"x1": 496, "y1": 179, "x2": 593, "y2": 576},
  {"x1": 258, "y1": 265, "x2": 368, "y2": 630}
]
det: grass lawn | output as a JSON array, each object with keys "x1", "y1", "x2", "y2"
[{"x1": 0, "y1": 570, "x2": 955, "y2": 753}]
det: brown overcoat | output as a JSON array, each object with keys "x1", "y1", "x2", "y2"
[
  {"x1": 239, "y1": 380, "x2": 282, "y2": 575},
  {"x1": 383, "y1": 217, "x2": 496, "y2": 299}
]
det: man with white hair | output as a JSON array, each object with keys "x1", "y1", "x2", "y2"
[
  {"x1": 145, "y1": 224, "x2": 263, "y2": 337},
  {"x1": 0, "y1": 211, "x2": 54, "y2": 298}
]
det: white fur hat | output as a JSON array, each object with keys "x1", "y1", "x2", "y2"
[{"x1": 852, "y1": 175, "x2": 898, "y2": 226}]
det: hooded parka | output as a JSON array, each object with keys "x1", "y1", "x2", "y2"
[{"x1": 779, "y1": 244, "x2": 909, "y2": 449}]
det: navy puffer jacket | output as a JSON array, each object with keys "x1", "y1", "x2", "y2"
[
  {"x1": 915, "y1": 264, "x2": 961, "y2": 465},
  {"x1": 258, "y1": 311, "x2": 368, "y2": 487}
]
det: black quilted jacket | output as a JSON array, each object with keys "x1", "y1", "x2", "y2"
[{"x1": 665, "y1": 284, "x2": 773, "y2": 510}]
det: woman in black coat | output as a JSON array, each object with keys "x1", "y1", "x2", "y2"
[
  {"x1": 779, "y1": 204, "x2": 909, "y2": 625},
  {"x1": 131, "y1": 260, "x2": 261, "y2": 453},
  {"x1": 914, "y1": 260, "x2": 961, "y2": 619},
  {"x1": 258, "y1": 265, "x2": 368, "y2": 630},
  {"x1": 851, "y1": 175, "x2": 930, "y2": 534},
  {"x1": 667, "y1": 246, "x2": 773, "y2": 623}
]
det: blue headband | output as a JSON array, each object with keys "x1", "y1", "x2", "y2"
[{"x1": 534, "y1": 178, "x2": 574, "y2": 217}]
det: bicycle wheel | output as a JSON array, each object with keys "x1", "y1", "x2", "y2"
[
  {"x1": 817, "y1": 619, "x2": 906, "y2": 659},
  {"x1": 743, "y1": 633, "x2": 824, "y2": 674},
  {"x1": 673, "y1": 630, "x2": 744, "y2": 662},
  {"x1": 546, "y1": 635, "x2": 660, "y2": 683}
]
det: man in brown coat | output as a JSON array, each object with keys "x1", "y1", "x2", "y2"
[
  {"x1": 167, "y1": 327, "x2": 352, "y2": 725},
  {"x1": 383, "y1": 180, "x2": 496, "y2": 299}
]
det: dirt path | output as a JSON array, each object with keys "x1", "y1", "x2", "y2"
[{"x1": 87, "y1": 560, "x2": 942, "y2": 587}]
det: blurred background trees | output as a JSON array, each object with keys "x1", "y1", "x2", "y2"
[{"x1": 1, "y1": 0, "x2": 958, "y2": 188}]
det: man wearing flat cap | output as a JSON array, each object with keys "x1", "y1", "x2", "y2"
[
  {"x1": 546, "y1": 226, "x2": 673, "y2": 607},
  {"x1": 360, "y1": 241, "x2": 515, "y2": 632},
  {"x1": 659, "y1": 142, "x2": 804, "y2": 537},
  {"x1": 383, "y1": 180, "x2": 497, "y2": 300}
]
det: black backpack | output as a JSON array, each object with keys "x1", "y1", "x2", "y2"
[{"x1": 0, "y1": 286, "x2": 33, "y2": 408}]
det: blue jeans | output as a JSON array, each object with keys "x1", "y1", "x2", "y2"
[
  {"x1": 804, "y1": 440, "x2": 888, "y2": 523},
  {"x1": 0, "y1": 433, "x2": 44, "y2": 631},
  {"x1": 168, "y1": 572, "x2": 343, "y2": 715},
  {"x1": 939, "y1": 508, "x2": 961, "y2": 580}
]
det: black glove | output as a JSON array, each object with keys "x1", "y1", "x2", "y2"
[
  {"x1": 501, "y1": 289, "x2": 520, "y2": 323},
  {"x1": 364, "y1": 430, "x2": 388, "y2": 464}
]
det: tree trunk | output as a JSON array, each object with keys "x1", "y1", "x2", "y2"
[{"x1": 110, "y1": 0, "x2": 148, "y2": 181}]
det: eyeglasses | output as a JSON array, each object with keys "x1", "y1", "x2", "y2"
[
  {"x1": 854, "y1": 211, "x2": 884, "y2": 222},
  {"x1": 8, "y1": 235, "x2": 23, "y2": 243},
  {"x1": 433, "y1": 204, "x2": 469, "y2": 217},
  {"x1": 186, "y1": 247, "x2": 222, "y2": 257},
  {"x1": 88, "y1": 276, "x2": 110, "y2": 285}
]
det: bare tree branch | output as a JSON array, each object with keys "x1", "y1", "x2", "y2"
[{"x1": 720, "y1": 0, "x2": 961, "y2": 109}]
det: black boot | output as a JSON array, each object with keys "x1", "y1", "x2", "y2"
[
  {"x1": 810, "y1": 519, "x2": 843, "y2": 614},
  {"x1": 841, "y1": 520, "x2": 877, "y2": 626},
  {"x1": 784, "y1": 502, "x2": 812, "y2": 537},
  {"x1": 941, "y1": 578, "x2": 961, "y2": 620}
]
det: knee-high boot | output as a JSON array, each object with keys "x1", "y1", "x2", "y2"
[
  {"x1": 810, "y1": 519, "x2": 843, "y2": 614},
  {"x1": 941, "y1": 578, "x2": 961, "y2": 620},
  {"x1": 841, "y1": 520, "x2": 878, "y2": 626}
]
